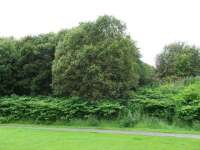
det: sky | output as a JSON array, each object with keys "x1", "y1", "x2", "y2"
[{"x1": 0, "y1": 0, "x2": 200, "y2": 66}]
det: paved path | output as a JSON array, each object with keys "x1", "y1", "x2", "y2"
[{"x1": 1, "y1": 125, "x2": 200, "y2": 139}]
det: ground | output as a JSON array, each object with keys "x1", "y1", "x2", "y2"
[{"x1": 0, "y1": 125, "x2": 200, "y2": 150}]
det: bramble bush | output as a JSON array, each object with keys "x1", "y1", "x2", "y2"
[
  {"x1": 0, "y1": 96, "x2": 123, "y2": 123},
  {"x1": 1, "y1": 77, "x2": 200, "y2": 125},
  {"x1": 178, "y1": 105, "x2": 200, "y2": 122},
  {"x1": 127, "y1": 77, "x2": 200, "y2": 124}
]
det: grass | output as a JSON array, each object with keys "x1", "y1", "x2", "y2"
[
  {"x1": 0, "y1": 126, "x2": 200, "y2": 150},
  {"x1": 2, "y1": 117, "x2": 200, "y2": 135},
  {"x1": 62, "y1": 119, "x2": 200, "y2": 134}
]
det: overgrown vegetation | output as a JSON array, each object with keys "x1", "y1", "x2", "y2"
[
  {"x1": 126, "y1": 77, "x2": 200, "y2": 127},
  {"x1": 1, "y1": 77, "x2": 200, "y2": 130},
  {"x1": 0, "y1": 96, "x2": 123, "y2": 123},
  {"x1": 0, "y1": 15, "x2": 154, "y2": 100},
  {"x1": 0, "y1": 15, "x2": 200, "y2": 130}
]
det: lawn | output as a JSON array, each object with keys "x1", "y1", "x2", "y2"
[{"x1": 0, "y1": 126, "x2": 200, "y2": 150}]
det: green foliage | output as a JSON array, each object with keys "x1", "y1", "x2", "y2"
[
  {"x1": 1, "y1": 76, "x2": 200, "y2": 125},
  {"x1": 156, "y1": 42, "x2": 200, "y2": 78},
  {"x1": 131, "y1": 76, "x2": 200, "y2": 123},
  {"x1": 178, "y1": 105, "x2": 200, "y2": 122},
  {"x1": 120, "y1": 110, "x2": 138, "y2": 127},
  {"x1": 53, "y1": 15, "x2": 140, "y2": 100},
  {"x1": 0, "y1": 33, "x2": 58, "y2": 96},
  {"x1": 133, "y1": 100, "x2": 175, "y2": 121},
  {"x1": 138, "y1": 62, "x2": 156, "y2": 85},
  {"x1": 0, "y1": 117, "x2": 11, "y2": 124},
  {"x1": 86, "y1": 116, "x2": 100, "y2": 126},
  {"x1": 0, "y1": 38, "x2": 19, "y2": 95},
  {"x1": 0, "y1": 96, "x2": 123, "y2": 123},
  {"x1": 1, "y1": 16, "x2": 200, "y2": 126},
  {"x1": 15, "y1": 33, "x2": 57, "y2": 95},
  {"x1": 176, "y1": 80, "x2": 200, "y2": 122}
]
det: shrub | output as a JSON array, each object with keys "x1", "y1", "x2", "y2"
[
  {"x1": 129, "y1": 99, "x2": 176, "y2": 121},
  {"x1": 0, "y1": 96, "x2": 123, "y2": 123},
  {"x1": 178, "y1": 105, "x2": 200, "y2": 122}
]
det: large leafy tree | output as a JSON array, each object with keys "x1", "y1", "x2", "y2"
[
  {"x1": 53, "y1": 15, "x2": 140, "y2": 100},
  {"x1": 156, "y1": 42, "x2": 200, "y2": 78},
  {"x1": 0, "y1": 38, "x2": 18, "y2": 95},
  {"x1": 15, "y1": 33, "x2": 57, "y2": 95}
]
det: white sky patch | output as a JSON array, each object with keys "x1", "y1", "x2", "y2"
[{"x1": 0, "y1": 0, "x2": 200, "y2": 66}]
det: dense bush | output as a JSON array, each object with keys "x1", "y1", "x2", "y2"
[
  {"x1": 127, "y1": 98, "x2": 176, "y2": 122},
  {"x1": 128, "y1": 77, "x2": 200, "y2": 123},
  {"x1": 0, "y1": 96, "x2": 123, "y2": 123},
  {"x1": 178, "y1": 105, "x2": 200, "y2": 122},
  {"x1": 1, "y1": 77, "x2": 200, "y2": 124},
  {"x1": 52, "y1": 15, "x2": 140, "y2": 100}
]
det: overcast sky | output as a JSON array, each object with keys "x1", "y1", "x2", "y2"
[{"x1": 0, "y1": 0, "x2": 200, "y2": 66}]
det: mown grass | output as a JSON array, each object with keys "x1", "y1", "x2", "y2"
[{"x1": 0, "y1": 126, "x2": 200, "y2": 150}]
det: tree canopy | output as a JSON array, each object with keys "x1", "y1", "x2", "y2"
[
  {"x1": 14, "y1": 33, "x2": 57, "y2": 95},
  {"x1": 156, "y1": 42, "x2": 200, "y2": 78},
  {"x1": 0, "y1": 38, "x2": 18, "y2": 95},
  {"x1": 3, "y1": 16, "x2": 200, "y2": 100},
  {"x1": 52, "y1": 15, "x2": 140, "y2": 100}
]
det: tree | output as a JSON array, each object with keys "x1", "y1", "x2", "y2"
[
  {"x1": 156, "y1": 42, "x2": 200, "y2": 78},
  {"x1": 15, "y1": 33, "x2": 57, "y2": 95},
  {"x1": 52, "y1": 15, "x2": 140, "y2": 100},
  {"x1": 0, "y1": 38, "x2": 18, "y2": 95}
]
